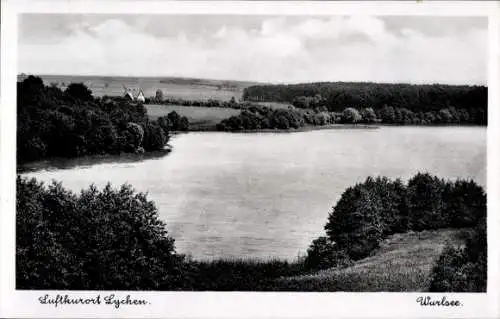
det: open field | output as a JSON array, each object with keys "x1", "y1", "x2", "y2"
[
  {"x1": 273, "y1": 228, "x2": 469, "y2": 291},
  {"x1": 145, "y1": 104, "x2": 241, "y2": 130},
  {"x1": 20, "y1": 74, "x2": 254, "y2": 101}
]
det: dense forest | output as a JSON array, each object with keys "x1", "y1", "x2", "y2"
[
  {"x1": 17, "y1": 76, "x2": 188, "y2": 163},
  {"x1": 17, "y1": 173, "x2": 486, "y2": 291},
  {"x1": 243, "y1": 82, "x2": 487, "y2": 125}
]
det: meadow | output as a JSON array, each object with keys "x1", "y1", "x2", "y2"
[
  {"x1": 23, "y1": 74, "x2": 251, "y2": 101},
  {"x1": 272, "y1": 228, "x2": 468, "y2": 291},
  {"x1": 173, "y1": 228, "x2": 467, "y2": 291},
  {"x1": 145, "y1": 104, "x2": 241, "y2": 130}
]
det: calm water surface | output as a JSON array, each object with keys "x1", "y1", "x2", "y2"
[{"x1": 21, "y1": 127, "x2": 486, "y2": 260}]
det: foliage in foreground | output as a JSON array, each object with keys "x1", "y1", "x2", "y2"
[
  {"x1": 16, "y1": 176, "x2": 187, "y2": 290},
  {"x1": 17, "y1": 173, "x2": 486, "y2": 291},
  {"x1": 429, "y1": 219, "x2": 487, "y2": 292}
]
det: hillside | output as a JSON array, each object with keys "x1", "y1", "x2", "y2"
[{"x1": 273, "y1": 228, "x2": 469, "y2": 292}]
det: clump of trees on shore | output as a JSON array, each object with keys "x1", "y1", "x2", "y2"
[
  {"x1": 17, "y1": 76, "x2": 188, "y2": 163},
  {"x1": 216, "y1": 105, "x2": 340, "y2": 131}
]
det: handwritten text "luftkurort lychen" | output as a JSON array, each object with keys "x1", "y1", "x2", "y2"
[{"x1": 39, "y1": 294, "x2": 149, "y2": 309}]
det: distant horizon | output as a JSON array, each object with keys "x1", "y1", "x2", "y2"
[{"x1": 18, "y1": 73, "x2": 488, "y2": 88}]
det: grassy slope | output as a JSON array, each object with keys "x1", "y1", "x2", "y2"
[
  {"x1": 145, "y1": 104, "x2": 241, "y2": 130},
  {"x1": 273, "y1": 228, "x2": 469, "y2": 292}
]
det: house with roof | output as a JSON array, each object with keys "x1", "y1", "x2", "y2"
[
  {"x1": 123, "y1": 86, "x2": 146, "y2": 103},
  {"x1": 136, "y1": 90, "x2": 145, "y2": 103}
]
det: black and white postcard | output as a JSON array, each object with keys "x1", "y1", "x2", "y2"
[{"x1": 1, "y1": 0, "x2": 499, "y2": 318}]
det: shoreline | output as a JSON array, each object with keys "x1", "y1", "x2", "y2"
[
  {"x1": 188, "y1": 123, "x2": 486, "y2": 133},
  {"x1": 17, "y1": 148, "x2": 172, "y2": 174}
]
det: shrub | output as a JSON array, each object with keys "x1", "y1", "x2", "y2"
[
  {"x1": 143, "y1": 122, "x2": 167, "y2": 151},
  {"x1": 340, "y1": 108, "x2": 362, "y2": 124},
  {"x1": 304, "y1": 236, "x2": 351, "y2": 270},
  {"x1": 429, "y1": 218, "x2": 486, "y2": 292}
]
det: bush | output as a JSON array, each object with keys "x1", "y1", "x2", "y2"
[
  {"x1": 304, "y1": 236, "x2": 351, "y2": 270},
  {"x1": 143, "y1": 122, "x2": 167, "y2": 151},
  {"x1": 340, "y1": 108, "x2": 361, "y2": 124},
  {"x1": 16, "y1": 176, "x2": 185, "y2": 290},
  {"x1": 166, "y1": 111, "x2": 189, "y2": 131},
  {"x1": 429, "y1": 218, "x2": 486, "y2": 292}
]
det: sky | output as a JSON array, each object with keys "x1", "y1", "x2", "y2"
[{"x1": 18, "y1": 14, "x2": 488, "y2": 85}]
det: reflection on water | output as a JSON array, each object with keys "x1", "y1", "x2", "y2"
[
  {"x1": 21, "y1": 127, "x2": 486, "y2": 260},
  {"x1": 18, "y1": 148, "x2": 171, "y2": 173}
]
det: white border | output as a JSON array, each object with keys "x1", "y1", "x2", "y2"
[{"x1": 1, "y1": 1, "x2": 500, "y2": 318}]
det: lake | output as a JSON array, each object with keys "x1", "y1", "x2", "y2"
[{"x1": 20, "y1": 126, "x2": 486, "y2": 260}]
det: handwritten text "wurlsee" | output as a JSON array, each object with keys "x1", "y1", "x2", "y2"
[{"x1": 39, "y1": 294, "x2": 150, "y2": 309}]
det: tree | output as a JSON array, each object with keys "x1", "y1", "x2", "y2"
[
  {"x1": 143, "y1": 122, "x2": 167, "y2": 151},
  {"x1": 125, "y1": 122, "x2": 144, "y2": 151},
  {"x1": 157, "y1": 116, "x2": 171, "y2": 135},
  {"x1": 407, "y1": 173, "x2": 447, "y2": 230},
  {"x1": 443, "y1": 180, "x2": 486, "y2": 228},
  {"x1": 167, "y1": 111, "x2": 181, "y2": 130},
  {"x1": 360, "y1": 107, "x2": 377, "y2": 124},
  {"x1": 379, "y1": 105, "x2": 395, "y2": 124},
  {"x1": 155, "y1": 89, "x2": 164, "y2": 102},
  {"x1": 438, "y1": 109, "x2": 454, "y2": 124},
  {"x1": 65, "y1": 83, "x2": 94, "y2": 102},
  {"x1": 324, "y1": 184, "x2": 384, "y2": 260},
  {"x1": 340, "y1": 108, "x2": 362, "y2": 124}
]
